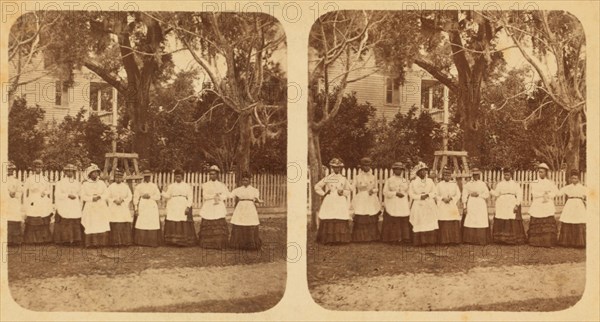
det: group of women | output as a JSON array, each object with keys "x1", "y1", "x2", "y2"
[
  {"x1": 315, "y1": 157, "x2": 587, "y2": 248},
  {"x1": 5, "y1": 160, "x2": 264, "y2": 250}
]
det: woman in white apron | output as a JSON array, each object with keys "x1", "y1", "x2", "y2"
[
  {"x1": 133, "y1": 170, "x2": 163, "y2": 247},
  {"x1": 229, "y1": 173, "x2": 263, "y2": 250},
  {"x1": 53, "y1": 164, "x2": 84, "y2": 245},
  {"x1": 6, "y1": 162, "x2": 24, "y2": 246},
  {"x1": 162, "y1": 168, "x2": 197, "y2": 246},
  {"x1": 409, "y1": 162, "x2": 439, "y2": 246},
  {"x1": 198, "y1": 165, "x2": 232, "y2": 249},
  {"x1": 23, "y1": 159, "x2": 54, "y2": 244},
  {"x1": 436, "y1": 167, "x2": 462, "y2": 244},
  {"x1": 315, "y1": 158, "x2": 353, "y2": 244},
  {"x1": 381, "y1": 162, "x2": 411, "y2": 243},
  {"x1": 490, "y1": 168, "x2": 526, "y2": 244},
  {"x1": 527, "y1": 163, "x2": 559, "y2": 247},
  {"x1": 105, "y1": 169, "x2": 133, "y2": 246},
  {"x1": 461, "y1": 168, "x2": 491, "y2": 245},
  {"x1": 351, "y1": 157, "x2": 382, "y2": 242},
  {"x1": 81, "y1": 164, "x2": 111, "y2": 247},
  {"x1": 557, "y1": 169, "x2": 587, "y2": 248}
]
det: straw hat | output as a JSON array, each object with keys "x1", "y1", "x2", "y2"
[
  {"x1": 142, "y1": 170, "x2": 152, "y2": 177},
  {"x1": 537, "y1": 163, "x2": 550, "y2": 171},
  {"x1": 63, "y1": 164, "x2": 77, "y2": 172},
  {"x1": 329, "y1": 158, "x2": 344, "y2": 167},
  {"x1": 33, "y1": 159, "x2": 43, "y2": 166},
  {"x1": 85, "y1": 163, "x2": 101, "y2": 178},
  {"x1": 208, "y1": 165, "x2": 220, "y2": 173},
  {"x1": 412, "y1": 161, "x2": 429, "y2": 174},
  {"x1": 114, "y1": 169, "x2": 124, "y2": 177},
  {"x1": 471, "y1": 167, "x2": 482, "y2": 175},
  {"x1": 391, "y1": 162, "x2": 404, "y2": 170},
  {"x1": 360, "y1": 157, "x2": 372, "y2": 166}
]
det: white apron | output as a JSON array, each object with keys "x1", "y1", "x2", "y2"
[
  {"x1": 491, "y1": 180, "x2": 522, "y2": 220},
  {"x1": 105, "y1": 182, "x2": 133, "y2": 223},
  {"x1": 163, "y1": 182, "x2": 193, "y2": 222},
  {"x1": 230, "y1": 185, "x2": 260, "y2": 226},
  {"x1": 528, "y1": 178, "x2": 559, "y2": 218},
  {"x1": 5, "y1": 176, "x2": 24, "y2": 222},
  {"x1": 462, "y1": 180, "x2": 490, "y2": 228},
  {"x1": 409, "y1": 178, "x2": 439, "y2": 232},
  {"x1": 24, "y1": 174, "x2": 53, "y2": 218},
  {"x1": 315, "y1": 173, "x2": 352, "y2": 220},
  {"x1": 199, "y1": 180, "x2": 231, "y2": 220},
  {"x1": 133, "y1": 182, "x2": 161, "y2": 230},
  {"x1": 352, "y1": 171, "x2": 381, "y2": 215},
  {"x1": 54, "y1": 177, "x2": 82, "y2": 219},
  {"x1": 435, "y1": 180, "x2": 461, "y2": 221},
  {"x1": 81, "y1": 179, "x2": 111, "y2": 234},
  {"x1": 383, "y1": 176, "x2": 410, "y2": 217},
  {"x1": 559, "y1": 184, "x2": 587, "y2": 224}
]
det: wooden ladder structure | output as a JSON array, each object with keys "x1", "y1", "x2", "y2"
[
  {"x1": 432, "y1": 150, "x2": 471, "y2": 187},
  {"x1": 103, "y1": 152, "x2": 143, "y2": 184}
]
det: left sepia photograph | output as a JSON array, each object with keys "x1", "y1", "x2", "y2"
[{"x1": 3, "y1": 10, "x2": 287, "y2": 312}]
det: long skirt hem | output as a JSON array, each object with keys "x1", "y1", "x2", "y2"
[
  {"x1": 109, "y1": 222, "x2": 133, "y2": 246},
  {"x1": 380, "y1": 212, "x2": 411, "y2": 243},
  {"x1": 317, "y1": 219, "x2": 351, "y2": 244},
  {"x1": 164, "y1": 220, "x2": 198, "y2": 247},
  {"x1": 463, "y1": 227, "x2": 491, "y2": 245},
  {"x1": 7, "y1": 221, "x2": 23, "y2": 246},
  {"x1": 85, "y1": 232, "x2": 110, "y2": 248},
  {"x1": 198, "y1": 218, "x2": 229, "y2": 249},
  {"x1": 527, "y1": 216, "x2": 557, "y2": 247},
  {"x1": 23, "y1": 215, "x2": 53, "y2": 244},
  {"x1": 134, "y1": 229, "x2": 163, "y2": 247},
  {"x1": 412, "y1": 230, "x2": 439, "y2": 246},
  {"x1": 352, "y1": 213, "x2": 381, "y2": 242},
  {"x1": 53, "y1": 216, "x2": 84, "y2": 245},
  {"x1": 229, "y1": 225, "x2": 262, "y2": 250},
  {"x1": 492, "y1": 218, "x2": 526, "y2": 245},
  {"x1": 558, "y1": 222, "x2": 585, "y2": 248},
  {"x1": 438, "y1": 220, "x2": 462, "y2": 244}
]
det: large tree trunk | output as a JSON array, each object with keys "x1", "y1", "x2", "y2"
[
  {"x1": 235, "y1": 111, "x2": 253, "y2": 183},
  {"x1": 308, "y1": 126, "x2": 323, "y2": 231},
  {"x1": 565, "y1": 110, "x2": 583, "y2": 173},
  {"x1": 126, "y1": 77, "x2": 153, "y2": 163}
]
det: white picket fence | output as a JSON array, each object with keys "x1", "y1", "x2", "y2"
[
  {"x1": 10, "y1": 170, "x2": 287, "y2": 210},
  {"x1": 308, "y1": 168, "x2": 586, "y2": 210}
]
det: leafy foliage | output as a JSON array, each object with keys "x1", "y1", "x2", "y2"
[{"x1": 8, "y1": 98, "x2": 46, "y2": 169}]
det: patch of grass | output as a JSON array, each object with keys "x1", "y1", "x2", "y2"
[
  {"x1": 124, "y1": 292, "x2": 284, "y2": 313},
  {"x1": 307, "y1": 220, "x2": 586, "y2": 288},
  {"x1": 8, "y1": 218, "x2": 286, "y2": 281},
  {"x1": 446, "y1": 295, "x2": 583, "y2": 312}
]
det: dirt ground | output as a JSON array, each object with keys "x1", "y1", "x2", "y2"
[
  {"x1": 6, "y1": 217, "x2": 287, "y2": 312},
  {"x1": 307, "y1": 220, "x2": 587, "y2": 311}
]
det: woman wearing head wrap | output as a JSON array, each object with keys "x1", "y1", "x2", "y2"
[
  {"x1": 557, "y1": 169, "x2": 587, "y2": 248},
  {"x1": 408, "y1": 162, "x2": 439, "y2": 246},
  {"x1": 197, "y1": 165, "x2": 232, "y2": 249},
  {"x1": 229, "y1": 172, "x2": 263, "y2": 250},
  {"x1": 351, "y1": 157, "x2": 382, "y2": 242},
  {"x1": 527, "y1": 163, "x2": 559, "y2": 247},
  {"x1": 53, "y1": 164, "x2": 84, "y2": 245},
  {"x1": 133, "y1": 170, "x2": 163, "y2": 247},
  {"x1": 80, "y1": 164, "x2": 111, "y2": 247},
  {"x1": 490, "y1": 168, "x2": 526, "y2": 245},
  {"x1": 435, "y1": 167, "x2": 462, "y2": 244},
  {"x1": 5, "y1": 162, "x2": 24, "y2": 246},
  {"x1": 381, "y1": 162, "x2": 411, "y2": 243},
  {"x1": 314, "y1": 158, "x2": 353, "y2": 244},
  {"x1": 461, "y1": 168, "x2": 491, "y2": 245},
  {"x1": 23, "y1": 159, "x2": 53, "y2": 244},
  {"x1": 105, "y1": 169, "x2": 133, "y2": 246},
  {"x1": 162, "y1": 168, "x2": 197, "y2": 246}
]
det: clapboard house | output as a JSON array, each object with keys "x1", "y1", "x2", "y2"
[{"x1": 8, "y1": 54, "x2": 116, "y2": 124}]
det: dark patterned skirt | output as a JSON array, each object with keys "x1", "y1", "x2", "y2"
[
  {"x1": 85, "y1": 232, "x2": 110, "y2": 248},
  {"x1": 23, "y1": 215, "x2": 53, "y2": 244},
  {"x1": 527, "y1": 216, "x2": 557, "y2": 247},
  {"x1": 164, "y1": 220, "x2": 198, "y2": 247},
  {"x1": 412, "y1": 229, "x2": 439, "y2": 246},
  {"x1": 198, "y1": 218, "x2": 229, "y2": 249},
  {"x1": 229, "y1": 225, "x2": 262, "y2": 250},
  {"x1": 438, "y1": 220, "x2": 462, "y2": 244},
  {"x1": 53, "y1": 214, "x2": 84, "y2": 245},
  {"x1": 493, "y1": 218, "x2": 526, "y2": 245},
  {"x1": 7, "y1": 221, "x2": 23, "y2": 246},
  {"x1": 317, "y1": 219, "x2": 351, "y2": 244},
  {"x1": 380, "y1": 213, "x2": 412, "y2": 243},
  {"x1": 109, "y1": 222, "x2": 133, "y2": 246},
  {"x1": 352, "y1": 213, "x2": 381, "y2": 242},
  {"x1": 463, "y1": 227, "x2": 491, "y2": 245},
  {"x1": 558, "y1": 222, "x2": 586, "y2": 248},
  {"x1": 134, "y1": 229, "x2": 163, "y2": 247}
]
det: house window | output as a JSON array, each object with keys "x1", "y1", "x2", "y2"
[
  {"x1": 385, "y1": 77, "x2": 400, "y2": 105},
  {"x1": 421, "y1": 80, "x2": 444, "y2": 110},
  {"x1": 90, "y1": 82, "x2": 113, "y2": 112},
  {"x1": 55, "y1": 81, "x2": 69, "y2": 107}
]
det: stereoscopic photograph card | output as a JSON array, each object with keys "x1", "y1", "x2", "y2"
[{"x1": 1, "y1": 1, "x2": 599, "y2": 321}]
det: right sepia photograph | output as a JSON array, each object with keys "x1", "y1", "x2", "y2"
[{"x1": 307, "y1": 10, "x2": 587, "y2": 311}]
